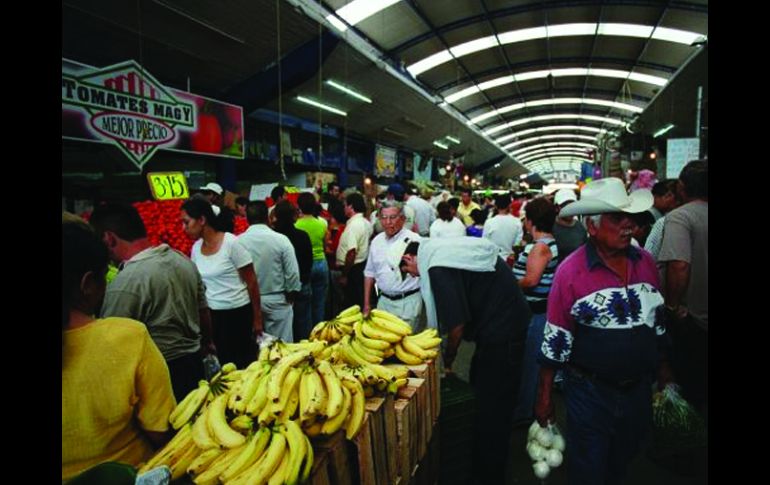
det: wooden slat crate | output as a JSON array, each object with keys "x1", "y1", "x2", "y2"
[
  {"x1": 311, "y1": 430, "x2": 355, "y2": 485},
  {"x1": 352, "y1": 411, "x2": 377, "y2": 485},
  {"x1": 308, "y1": 446, "x2": 331, "y2": 485}
]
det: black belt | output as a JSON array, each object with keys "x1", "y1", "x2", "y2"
[
  {"x1": 568, "y1": 365, "x2": 643, "y2": 392},
  {"x1": 381, "y1": 288, "x2": 420, "y2": 300}
]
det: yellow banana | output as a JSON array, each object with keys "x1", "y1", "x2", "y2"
[
  {"x1": 353, "y1": 319, "x2": 391, "y2": 350},
  {"x1": 207, "y1": 394, "x2": 247, "y2": 449},
  {"x1": 309, "y1": 320, "x2": 327, "y2": 340},
  {"x1": 321, "y1": 384, "x2": 351, "y2": 435},
  {"x1": 222, "y1": 362, "x2": 238, "y2": 374},
  {"x1": 383, "y1": 363, "x2": 411, "y2": 379},
  {"x1": 350, "y1": 336, "x2": 385, "y2": 364},
  {"x1": 245, "y1": 429, "x2": 288, "y2": 485},
  {"x1": 271, "y1": 367, "x2": 302, "y2": 419},
  {"x1": 370, "y1": 309, "x2": 413, "y2": 334},
  {"x1": 317, "y1": 360, "x2": 344, "y2": 419},
  {"x1": 192, "y1": 444, "x2": 245, "y2": 485},
  {"x1": 170, "y1": 383, "x2": 209, "y2": 429},
  {"x1": 267, "y1": 452, "x2": 291, "y2": 485},
  {"x1": 258, "y1": 345, "x2": 270, "y2": 362},
  {"x1": 341, "y1": 377, "x2": 366, "y2": 440},
  {"x1": 279, "y1": 371, "x2": 302, "y2": 422},
  {"x1": 192, "y1": 406, "x2": 219, "y2": 450},
  {"x1": 337, "y1": 304, "x2": 361, "y2": 318},
  {"x1": 394, "y1": 342, "x2": 423, "y2": 365},
  {"x1": 219, "y1": 426, "x2": 271, "y2": 483},
  {"x1": 369, "y1": 315, "x2": 412, "y2": 337},
  {"x1": 382, "y1": 347, "x2": 396, "y2": 358},
  {"x1": 367, "y1": 362, "x2": 397, "y2": 382},
  {"x1": 412, "y1": 328, "x2": 438, "y2": 339},
  {"x1": 335, "y1": 312, "x2": 363, "y2": 326},
  {"x1": 229, "y1": 414, "x2": 253, "y2": 433},
  {"x1": 401, "y1": 336, "x2": 433, "y2": 360},
  {"x1": 138, "y1": 423, "x2": 193, "y2": 473},
  {"x1": 169, "y1": 382, "x2": 203, "y2": 425},
  {"x1": 411, "y1": 336, "x2": 442, "y2": 349},
  {"x1": 308, "y1": 369, "x2": 328, "y2": 421},
  {"x1": 267, "y1": 350, "x2": 312, "y2": 404},
  {"x1": 246, "y1": 372, "x2": 270, "y2": 417},
  {"x1": 387, "y1": 377, "x2": 408, "y2": 394},
  {"x1": 186, "y1": 447, "x2": 224, "y2": 478},
  {"x1": 361, "y1": 319, "x2": 402, "y2": 343},
  {"x1": 282, "y1": 419, "x2": 307, "y2": 485},
  {"x1": 338, "y1": 337, "x2": 369, "y2": 368},
  {"x1": 169, "y1": 441, "x2": 200, "y2": 481}
]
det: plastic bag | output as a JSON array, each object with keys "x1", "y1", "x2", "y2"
[
  {"x1": 526, "y1": 420, "x2": 566, "y2": 479},
  {"x1": 202, "y1": 354, "x2": 221, "y2": 381},
  {"x1": 652, "y1": 383, "x2": 707, "y2": 453}
]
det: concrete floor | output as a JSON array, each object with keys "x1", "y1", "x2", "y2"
[{"x1": 445, "y1": 340, "x2": 707, "y2": 485}]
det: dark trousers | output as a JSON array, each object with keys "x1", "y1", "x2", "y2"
[
  {"x1": 166, "y1": 351, "x2": 204, "y2": 402},
  {"x1": 564, "y1": 370, "x2": 652, "y2": 485},
  {"x1": 211, "y1": 304, "x2": 256, "y2": 370},
  {"x1": 669, "y1": 316, "x2": 708, "y2": 411},
  {"x1": 343, "y1": 261, "x2": 366, "y2": 309},
  {"x1": 469, "y1": 339, "x2": 524, "y2": 485}
]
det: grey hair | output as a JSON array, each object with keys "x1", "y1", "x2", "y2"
[{"x1": 380, "y1": 200, "x2": 404, "y2": 214}]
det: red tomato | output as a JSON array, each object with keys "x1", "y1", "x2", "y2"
[{"x1": 191, "y1": 114, "x2": 223, "y2": 153}]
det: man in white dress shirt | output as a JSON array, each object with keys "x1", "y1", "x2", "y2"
[
  {"x1": 482, "y1": 193, "x2": 523, "y2": 261},
  {"x1": 363, "y1": 200, "x2": 424, "y2": 330},
  {"x1": 336, "y1": 192, "x2": 374, "y2": 309},
  {"x1": 238, "y1": 201, "x2": 301, "y2": 342}
]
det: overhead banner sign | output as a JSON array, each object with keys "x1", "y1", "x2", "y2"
[
  {"x1": 375, "y1": 144, "x2": 396, "y2": 177},
  {"x1": 62, "y1": 59, "x2": 244, "y2": 171},
  {"x1": 666, "y1": 138, "x2": 700, "y2": 178}
]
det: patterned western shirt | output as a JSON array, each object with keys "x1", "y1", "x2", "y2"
[{"x1": 539, "y1": 240, "x2": 667, "y2": 383}]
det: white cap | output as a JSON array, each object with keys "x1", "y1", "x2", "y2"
[
  {"x1": 554, "y1": 188, "x2": 578, "y2": 206},
  {"x1": 199, "y1": 182, "x2": 223, "y2": 195}
]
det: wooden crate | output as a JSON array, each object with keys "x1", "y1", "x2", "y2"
[
  {"x1": 406, "y1": 360, "x2": 440, "y2": 425},
  {"x1": 395, "y1": 391, "x2": 418, "y2": 483},
  {"x1": 312, "y1": 431, "x2": 355, "y2": 485},
  {"x1": 397, "y1": 378, "x2": 429, "y2": 461},
  {"x1": 308, "y1": 447, "x2": 331, "y2": 485}
]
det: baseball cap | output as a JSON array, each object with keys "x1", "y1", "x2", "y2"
[
  {"x1": 554, "y1": 189, "x2": 578, "y2": 206},
  {"x1": 387, "y1": 183, "x2": 405, "y2": 197},
  {"x1": 199, "y1": 182, "x2": 223, "y2": 196}
]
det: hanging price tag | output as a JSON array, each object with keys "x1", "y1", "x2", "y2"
[{"x1": 147, "y1": 172, "x2": 189, "y2": 200}]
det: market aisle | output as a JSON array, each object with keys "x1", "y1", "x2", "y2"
[{"x1": 447, "y1": 340, "x2": 707, "y2": 485}]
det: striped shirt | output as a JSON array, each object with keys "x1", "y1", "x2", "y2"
[{"x1": 512, "y1": 237, "x2": 559, "y2": 309}]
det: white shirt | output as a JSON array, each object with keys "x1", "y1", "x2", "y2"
[
  {"x1": 191, "y1": 233, "x2": 252, "y2": 310},
  {"x1": 237, "y1": 224, "x2": 301, "y2": 295},
  {"x1": 429, "y1": 218, "x2": 466, "y2": 238},
  {"x1": 482, "y1": 213, "x2": 523, "y2": 258},
  {"x1": 336, "y1": 213, "x2": 373, "y2": 265},
  {"x1": 364, "y1": 228, "x2": 422, "y2": 294},
  {"x1": 406, "y1": 196, "x2": 436, "y2": 236}
]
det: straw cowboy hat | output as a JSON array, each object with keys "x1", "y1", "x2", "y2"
[{"x1": 560, "y1": 177, "x2": 652, "y2": 217}]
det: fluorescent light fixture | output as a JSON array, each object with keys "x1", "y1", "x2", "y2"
[
  {"x1": 325, "y1": 80, "x2": 372, "y2": 103},
  {"x1": 512, "y1": 142, "x2": 598, "y2": 157},
  {"x1": 484, "y1": 114, "x2": 627, "y2": 136},
  {"x1": 445, "y1": 68, "x2": 667, "y2": 105},
  {"x1": 446, "y1": 136, "x2": 461, "y2": 144},
  {"x1": 296, "y1": 96, "x2": 347, "y2": 116},
  {"x1": 518, "y1": 151, "x2": 592, "y2": 163},
  {"x1": 433, "y1": 140, "x2": 449, "y2": 149},
  {"x1": 654, "y1": 123, "x2": 675, "y2": 138},
  {"x1": 494, "y1": 125, "x2": 607, "y2": 144},
  {"x1": 652, "y1": 27, "x2": 703, "y2": 45},
  {"x1": 598, "y1": 23, "x2": 653, "y2": 38},
  {"x1": 470, "y1": 97, "x2": 643, "y2": 125},
  {"x1": 520, "y1": 174, "x2": 528, "y2": 179},
  {"x1": 504, "y1": 134, "x2": 597, "y2": 149},
  {"x1": 326, "y1": 15, "x2": 348, "y2": 32},
  {"x1": 450, "y1": 36, "x2": 498, "y2": 57},
  {"x1": 327, "y1": 0, "x2": 402, "y2": 31},
  {"x1": 407, "y1": 23, "x2": 704, "y2": 76}
]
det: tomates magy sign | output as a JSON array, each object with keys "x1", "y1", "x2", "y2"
[{"x1": 62, "y1": 59, "x2": 245, "y2": 170}]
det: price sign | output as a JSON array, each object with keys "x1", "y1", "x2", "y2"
[{"x1": 147, "y1": 172, "x2": 189, "y2": 200}]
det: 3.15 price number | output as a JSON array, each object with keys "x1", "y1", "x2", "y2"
[{"x1": 147, "y1": 172, "x2": 189, "y2": 200}]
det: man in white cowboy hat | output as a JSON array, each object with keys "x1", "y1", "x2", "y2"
[
  {"x1": 533, "y1": 177, "x2": 673, "y2": 485},
  {"x1": 551, "y1": 188, "x2": 587, "y2": 262}
]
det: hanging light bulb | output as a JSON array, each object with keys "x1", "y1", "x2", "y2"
[
  {"x1": 649, "y1": 152, "x2": 657, "y2": 160},
  {"x1": 446, "y1": 163, "x2": 452, "y2": 171},
  {"x1": 463, "y1": 174, "x2": 470, "y2": 182},
  {"x1": 364, "y1": 177, "x2": 372, "y2": 185}
]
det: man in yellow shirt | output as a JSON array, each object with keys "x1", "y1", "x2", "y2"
[{"x1": 457, "y1": 188, "x2": 481, "y2": 226}]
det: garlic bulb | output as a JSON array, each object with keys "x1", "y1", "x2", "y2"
[
  {"x1": 551, "y1": 434, "x2": 566, "y2": 452},
  {"x1": 536, "y1": 427, "x2": 554, "y2": 448},
  {"x1": 546, "y1": 449, "x2": 563, "y2": 467},
  {"x1": 528, "y1": 420, "x2": 541, "y2": 440},
  {"x1": 527, "y1": 442, "x2": 546, "y2": 461},
  {"x1": 533, "y1": 460, "x2": 551, "y2": 479}
]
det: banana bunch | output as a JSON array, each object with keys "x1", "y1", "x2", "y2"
[
  {"x1": 138, "y1": 423, "x2": 201, "y2": 480},
  {"x1": 393, "y1": 328, "x2": 441, "y2": 365},
  {"x1": 168, "y1": 362, "x2": 240, "y2": 430},
  {"x1": 333, "y1": 356, "x2": 409, "y2": 395},
  {"x1": 308, "y1": 305, "x2": 363, "y2": 343}
]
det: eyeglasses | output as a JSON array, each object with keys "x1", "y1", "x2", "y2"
[{"x1": 379, "y1": 214, "x2": 402, "y2": 221}]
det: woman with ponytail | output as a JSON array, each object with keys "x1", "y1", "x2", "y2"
[{"x1": 181, "y1": 198, "x2": 263, "y2": 369}]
